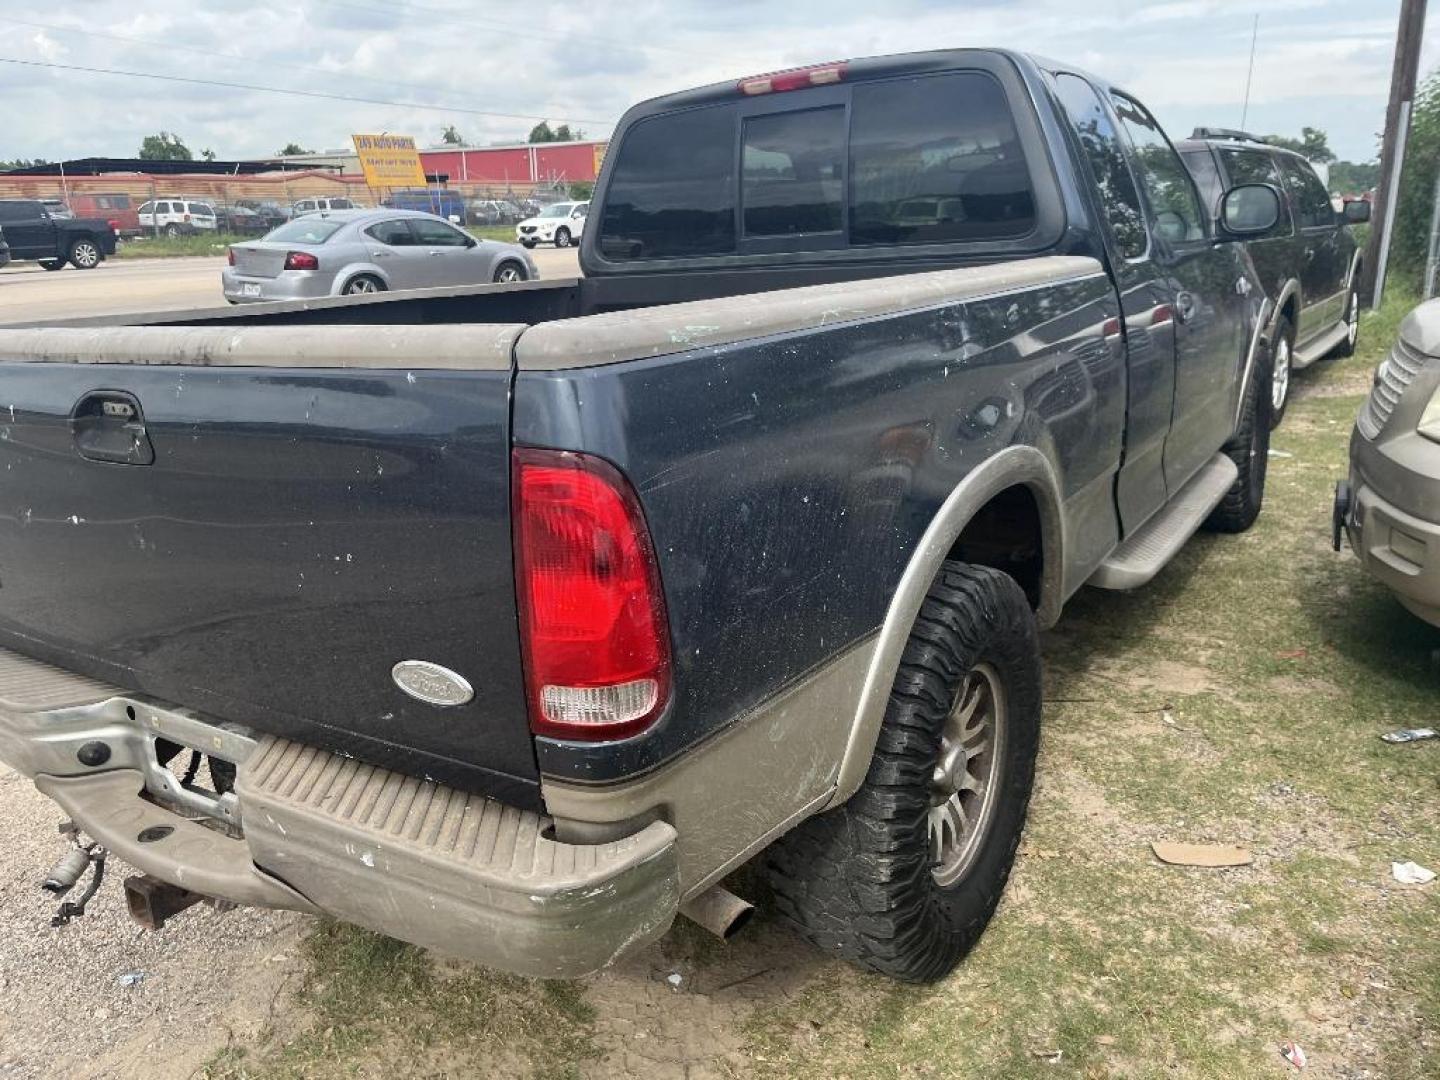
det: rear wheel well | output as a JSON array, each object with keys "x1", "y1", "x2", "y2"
[{"x1": 945, "y1": 485, "x2": 1044, "y2": 609}]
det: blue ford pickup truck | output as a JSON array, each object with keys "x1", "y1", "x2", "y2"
[{"x1": 0, "y1": 49, "x2": 1282, "y2": 983}]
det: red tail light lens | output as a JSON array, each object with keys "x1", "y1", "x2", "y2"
[
  {"x1": 107, "y1": 220, "x2": 120, "y2": 234},
  {"x1": 226, "y1": 248, "x2": 235, "y2": 266},
  {"x1": 513, "y1": 448, "x2": 671, "y2": 741},
  {"x1": 284, "y1": 251, "x2": 319, "y2": 271}
]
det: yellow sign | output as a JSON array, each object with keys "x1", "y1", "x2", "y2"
[
  {"x1": 351, "y1": 134, "x2": 426, "y2": 188},
  {"x1": 592, "y1": 141, "x2": 608, "y2": 178}
]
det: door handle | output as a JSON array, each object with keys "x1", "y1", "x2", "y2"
[
  {"x1": 428, "y1": 250, "x2": 444, "y2": 257},
  {"x1": 1173, "y1": 291, "x2": 1197, "y2": 324},
  {"x1": 70, "y1": 391, "x2": 154, "y2": 466},
  {"x1": 370, "y1": 249, "x2": 392, "y2": 258}
]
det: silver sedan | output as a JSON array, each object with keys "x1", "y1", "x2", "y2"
[{"x1": 221, "y1": 208, "x2": 538, "y2": 303}]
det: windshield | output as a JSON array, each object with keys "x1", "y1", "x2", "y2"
[
  {"x1": 539, "y1": 204, "x2": 571, "y2": 218},
  {"x1": 262, "y1": 218, "x2": 344, "y2": 244}
]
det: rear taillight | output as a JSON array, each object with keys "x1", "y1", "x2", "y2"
[
  {"x1": 227, "y1": 248, "x2": 235, "y2": 266},
  {"x1": 513, "y1": 448, "x2": 671, "y2": 741},
  {"x1": 107, "y1": 220, "x2": 120, "y2": 234},
  {"x1": 284, "y1": 251, "x2": 319, "y2": 271},
  {"x1": 738, "y1": 61, "x2": 848, "y2": 95}
]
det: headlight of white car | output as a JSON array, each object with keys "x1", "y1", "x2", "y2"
[{"x1": 1418, "y1": 384, "x2": 1440, "y2": 443}]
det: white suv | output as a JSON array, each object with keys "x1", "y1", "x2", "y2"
[
  {"x1": 136, "y1": 199, "x2": 218, "y2": 236},
  {"x1": 515, "y1": 201, "x2": 588, "y2": 248},
  {"x1": 293, "y1": 197, "x2": 361, "y2": 216}
]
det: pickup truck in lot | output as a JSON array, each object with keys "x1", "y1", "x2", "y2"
[
  {"x1": 1180, "y1": 129, "x2": 1370, "y2": 426},
  {"x1": 0, "y1": 49, "x2": 1281, "y2": 983},
  {"x1": 0, "y1": 199, "x2": 118, "y2": 271}
]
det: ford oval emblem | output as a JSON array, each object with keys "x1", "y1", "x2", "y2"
[{"x1": 391, "y1": 660, "x2": 474, "y2": 707}]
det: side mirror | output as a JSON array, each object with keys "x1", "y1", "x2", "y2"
[
  {"x1": 1344, "y1": 200, "x2": 1372, "y2": 224},
  {"x1": 1220, "y1": 183, "x2": 1282, "y2": 236},
  {"x1": 465, "y1": 236, "x2": 478, "y2": 248}
]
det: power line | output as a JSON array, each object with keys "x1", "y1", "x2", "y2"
[
  {"x1": 0, "y1": 56, "x2": 613, "y2": 126},
  {"x1": 0, "y1": 15, "x2": 590, "y2": 124}
]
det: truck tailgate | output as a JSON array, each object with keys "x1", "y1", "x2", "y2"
[{"x1": 0, "y1": 325, "x2": 541, "y2": 806}]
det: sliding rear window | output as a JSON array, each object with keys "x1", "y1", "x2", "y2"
[
  {"x1": 850, "y1": 72, "x2": 1035, "y2": 245},
  {"x1": 598, "y1": 68, "x2": 1037, "y2": 261}
]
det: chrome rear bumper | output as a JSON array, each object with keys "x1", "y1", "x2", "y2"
[{"x1": 0, "y1": 647, "x2": 680, "y2": 977}]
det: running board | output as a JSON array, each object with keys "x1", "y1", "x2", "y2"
[
  {"x1": 1293, "y1": 321, "x2": 1349, "y2": 368},
  {"x1": 1089, "y1": 454, "x2": 1238, "y2": 590}
]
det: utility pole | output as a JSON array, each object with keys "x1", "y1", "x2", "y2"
[{"x1": 1363, "y1": 0, "x2": 1428, "y2": 308}]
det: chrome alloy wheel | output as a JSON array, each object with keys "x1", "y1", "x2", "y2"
[
  {"x1": 928, "y1": 662, "x2": 1007, "y2": 886},
  {"x1": 1272, "y1": 335, "x2": 1292, "y2": 416}
]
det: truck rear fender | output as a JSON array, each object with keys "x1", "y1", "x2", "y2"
[{"x1": 826, "y1": 444, "x2": 1064, "y2": 809}]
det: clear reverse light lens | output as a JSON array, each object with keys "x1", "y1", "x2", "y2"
[{"x1": 540, "y1": 679, "x2": 659, "y2": 729}]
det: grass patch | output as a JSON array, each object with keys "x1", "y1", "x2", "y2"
[
  {"x1": 114, "y1": 232, "x2": 253, "y2": 259},
  {"x1": 468, "y1": 225, "x2": 520, "y2": 243}
]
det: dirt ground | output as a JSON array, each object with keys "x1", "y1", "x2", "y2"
[{"x1": 0, "y1": 295, "x2": 1435, "y2": 1080}]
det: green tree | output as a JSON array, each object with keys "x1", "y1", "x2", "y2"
[
  {"x1": 528, "y1": 121, "x2": 556, "y2": 143},
  {"x1": 0, "y1": 157, "x2": 48, "y2": 171},
  {"x1": 200, "y1": 148, "x2": 217, "y2": 162},
  {"x1": 138, "y1": 132, "x2": 193, "y2": 162},
  {"x1": 1329, "y1": 160, "x2": 1380, "y2": 194},
  {"x1": 1264, "y1": 126, "x2": 1335, "y2": 164},
  {"x1": 277, "y1": 142, "x2": 311, "y2": 156},
  {"x1": 1387, "y1": 69, "x2": 1440, "y2": 283},
  {"x1": 441, "y1": 125, "x2": 464, "y2": 145},
  {"x1": 568, "y1": 180, "x2": 594, "y2": 200}
]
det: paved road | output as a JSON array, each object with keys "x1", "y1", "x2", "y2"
[{"x1": 0, "y1": 247, "x2": 581, "y2": 326}]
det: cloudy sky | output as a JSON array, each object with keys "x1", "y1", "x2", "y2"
[{"x1": 1, "y1": 0, "x2": 1434, "y2": 164}]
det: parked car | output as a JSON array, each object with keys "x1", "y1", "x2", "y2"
[
  {"x1": 235, "y1": 200, "x2": 292, "y2": 228},
  {"x1": 515, "y1": 200, "x2": 588, "y2": 248},
  {"x1": 0, "y1": 198, "x2": 117, "y2": 269},
  {"x1": 66, "y1": 192, "x2": 142, "y2": 238},
  {"x1": 292, "y1": 196, "x2": 361, "y2": 217},
  {"x1": 1335, "y1": 300, "x2": 1440, "y2": 626},
  {"x1": 1181, "y1": 128, "x2": 1371, "y2": 426},
  {"x1": 213, "y1": 205, "x2": 269, "y2": 236},
  {"x1": 0, "y1": 225, "x2": 9, "y2": 269},
  {"x1": 0, "y1": 48, "x2": 1281, "y2": 984},
  {"x1": 38, "y1": 197, "x2": 73, "y2": 220},
  {"x1": 136, "y1": 199, "x2": 219, "y2": 236},
  {"x1": 380, "y1": 189, "x2": 466, "y2": 223},
  {"x1": 466, "y1": 199, "x2": 521, "y2": 227},
  {"x1": 222, "y1": 208, "x2": 538, "y2": 302}
]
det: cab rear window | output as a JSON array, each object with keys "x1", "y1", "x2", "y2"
[{"x1": 598, "y1": 69, "x2": 1037, "y2": 261}]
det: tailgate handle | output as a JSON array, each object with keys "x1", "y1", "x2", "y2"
[{"x1": 70, "y1": 391, "x2": 155, "y2": 466}]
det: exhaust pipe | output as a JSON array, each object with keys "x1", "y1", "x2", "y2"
[{"x1": 679, "y1": 884, "x2": 755, "y2": 940}]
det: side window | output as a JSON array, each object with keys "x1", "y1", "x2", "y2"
[
  {"x1": 138, "y1": 202, "x2": 154, "y2": 215},
  {"x1": 1278, "y1": 155, "x2": 1334, "y2": 229},
  {"x1": 0, "y1": 203, "x2": 21, "y2": 223},
  {"x1": 410, "y1": 218, "x2": 469, "y2": 246},
  {"x1": 1109, "y1": 92, "x2": 1206, "y2": 243},
  {"x1": 1218, "y1": 148, "x2": 1290, "y2": 235},
  {"x1": 599, "y1": 104, "x2": 737, "y2": 260},
  {"x1": 365, "y1": 219, "x2": 415, "y2": 246},
  {"x1": 1052, "y1": 73, "x2": 1147, "y2": 259},
  {"x1": 741, "y1": 106, "x2": 845, "y2": 237}
]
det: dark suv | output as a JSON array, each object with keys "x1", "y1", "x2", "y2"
[{"x1": 1181, "y1": 129, "x2": 1370, "y2": 426}]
